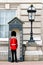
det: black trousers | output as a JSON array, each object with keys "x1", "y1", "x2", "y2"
[{"x1": 11, "y1": 50, "x2": 17, "y2": 62}]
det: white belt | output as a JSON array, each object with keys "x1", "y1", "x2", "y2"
[{"x1": 11, "y1": 44, "x2": 16, "y2": 45}]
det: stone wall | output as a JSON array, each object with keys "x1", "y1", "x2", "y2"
[{"x1": 0, "y1": 41, "x2": 8, "y2": 60}]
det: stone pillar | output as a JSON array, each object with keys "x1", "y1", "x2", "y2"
[{"x1": 25, "y1": 41, "x2": 43, "y2": 61}]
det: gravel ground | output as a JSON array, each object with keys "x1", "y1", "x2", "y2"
[{"x1": 0, "y1": 61, "x2": 43, "y2": 65}]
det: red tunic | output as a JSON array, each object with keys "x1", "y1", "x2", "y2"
[{"x1": 10, "y1": 37, "x2": 18, "y2": 50}]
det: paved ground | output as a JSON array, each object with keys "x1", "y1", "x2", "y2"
[{"x1": 0, "y1": 61, "x2": 43, "y2": 65}]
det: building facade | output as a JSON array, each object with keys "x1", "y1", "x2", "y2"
[{"x1": 0, "y1": 0, "x2": 43, "y2": 61}]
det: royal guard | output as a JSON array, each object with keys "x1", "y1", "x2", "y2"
[{"x1": 9, "y1": 31, "x2": 18, "y2": 62}]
